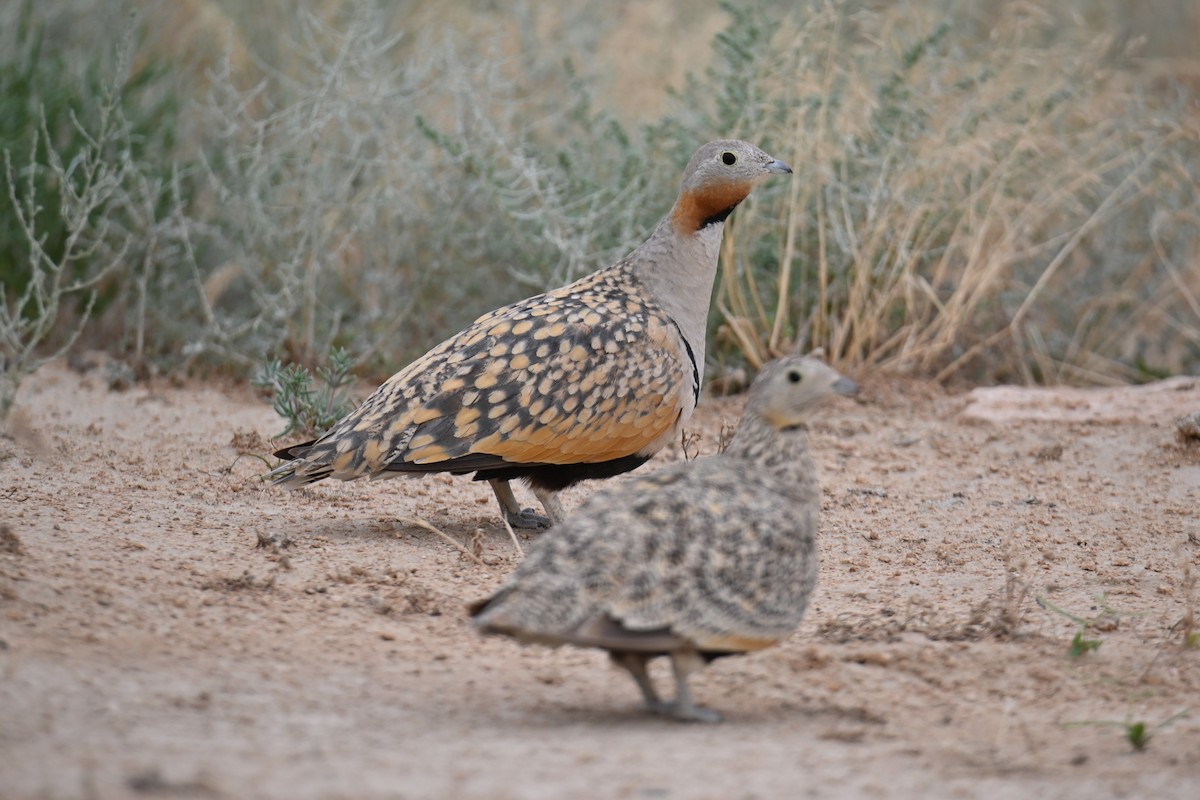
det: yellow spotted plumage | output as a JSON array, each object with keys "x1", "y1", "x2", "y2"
[{"x1": 268, "y1": 140, "x2": 792, "y2": 527}]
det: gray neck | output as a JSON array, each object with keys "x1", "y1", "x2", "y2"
[
  {"x1": 629, "y1": 217, "x2": 726, "y2": 382},
  {"x1": 724, "y1": 416, "x2": 820, "y2": 502}
]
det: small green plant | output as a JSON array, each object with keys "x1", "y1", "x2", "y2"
[
  {"x1": 254, "y1": 348, "x2": 358, "y2": 439},
  {"x1": 1069, "y1": 630, "x2": 1103, "y2": 658},
  {"x1": 1065, "y1": 710, "x2": 1189, "y2": 753},
  {"x1": 1036, "y1": 596, "x2": 1109, "y2": 659},
  {"x1": 1124, "y1": 721, "x2": 1151, "y2": 751}
]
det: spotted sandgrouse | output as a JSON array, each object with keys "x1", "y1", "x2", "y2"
[
  {"x1": 268, "y1": 140, "x2": 792, "y2": 528},
  {"x1": 471, "y1": 356, "x2": 857, "y2": 722}
]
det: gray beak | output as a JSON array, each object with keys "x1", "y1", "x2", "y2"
[
  {"x1": 833, "y1": 377, "x2": 859, "y2": 396},
  {"x1": 765, "y1": 159, "x2": 793, "y2": 174}
]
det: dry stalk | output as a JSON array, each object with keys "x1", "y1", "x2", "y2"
[
  {"x1": 398, "y1": 516, "x2": 485, "y2": 566},
  {"x1": 501, "y1": 515, "x2": 524, "y2": 557}
]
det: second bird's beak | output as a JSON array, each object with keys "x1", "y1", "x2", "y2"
[{"x1": 833, "y1": 377, "x2": 859, "y2": 396}]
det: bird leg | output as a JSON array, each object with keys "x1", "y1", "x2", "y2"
[
  {"x1": 488, "y1": 479, "x2": 552, "y2": 529},
  {"x1": 530, "y1": 485, "x2": 566, "y2": 526},
  {"x1": 662, "y1": 650, "x2": 722, "y2": 723},
  {"x1": 610, "y1": 652, "x2": 667, "y2": 712}
]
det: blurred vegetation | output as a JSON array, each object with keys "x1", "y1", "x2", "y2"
[
  {"x1": 2, "y1": 0, "x2": 1198, "y2": 420},
  {"x1": 0, "y1": 0, "x2": 184, "y2": 414},
  {"x1": 0, "y1": 2, "x2": 173, "y2": 302}
]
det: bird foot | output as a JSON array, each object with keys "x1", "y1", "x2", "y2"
[
  {"x1": 647, "y1": 700, "x2": 723, "y2": 724},
  {"x1": 504, "y1": 507, "x2": 552, "y2": 530}
]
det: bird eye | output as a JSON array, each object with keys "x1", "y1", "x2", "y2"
[
  {"x1": 721, "y1": 151, "x2": 737, "y2": 166},
  {"x1": 787, "y1": 370, "x2": 803, "y2": 384}
]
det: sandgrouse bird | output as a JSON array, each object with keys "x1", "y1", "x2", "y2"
[
  {"x1": 268, "y1": 140, "x2": 792, "y2": 528},
  {"x1": 471, "y1": 355, "x2": 858, "y2": 722}
]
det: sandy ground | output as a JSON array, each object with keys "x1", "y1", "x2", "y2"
[{"x1": 2, "y1": 356, "x2": 1199, "y2": 800}]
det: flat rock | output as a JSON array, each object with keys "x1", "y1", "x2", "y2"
[{"x1": 961, "y1": 376, "x2": 1198, "y2": 424}]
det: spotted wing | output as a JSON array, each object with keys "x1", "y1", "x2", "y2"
[{"x1": 271, "y1": 266, "x2": 698, "y2": 483}]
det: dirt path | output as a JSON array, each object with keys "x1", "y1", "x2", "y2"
[{"x1": 2, "y1": 358, "x2": 1198, "y2": 799}]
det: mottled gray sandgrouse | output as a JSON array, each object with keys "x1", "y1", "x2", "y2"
[
  {"x1": 268, "y1": 140, "x2": 792, "y2": 528},
  {"x1": 471, "y1": 355, "x2": 858, "y2": 722}
]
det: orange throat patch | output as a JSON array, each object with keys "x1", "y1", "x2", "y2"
[{"x1": 671, "y1": 181, "x2": 755, "y2": 235}]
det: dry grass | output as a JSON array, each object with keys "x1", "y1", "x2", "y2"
[{"x1": 712, "y1": 2, "x2": 1200, "y2": 384}]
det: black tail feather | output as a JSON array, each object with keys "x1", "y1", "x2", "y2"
[{"x1": 273, "y1": 439, "x2": 316, "y2": 461}]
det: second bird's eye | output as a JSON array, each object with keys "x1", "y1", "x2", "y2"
[
  {"x1": 787, "y1": 370, "x2": 803, "y2": 384},
  {"x1": 721, "y1": 151, "x2": 737, "y2": 166}
]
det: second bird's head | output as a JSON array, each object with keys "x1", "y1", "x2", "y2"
[{"x1": 747, "y1": 355, "x2": 858, "y2": 432}]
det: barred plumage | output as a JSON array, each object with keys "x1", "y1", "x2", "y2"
[
  {"x1": 268, "y1": 140, "x2": 792, "y2": 527},
  {"x1": 471, "y1": 356, "x2": 858, "y2": 722}
]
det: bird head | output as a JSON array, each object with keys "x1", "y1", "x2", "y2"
[
  {"x1": 671, "y1": 139, "x2": 792, "y2": 234},
  {"x1": 745, "y1": 355, "x2": 858, "y2": 432}
]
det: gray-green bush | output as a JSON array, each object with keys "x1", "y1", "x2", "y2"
[
  {"x1": 0, "y1": 3, "x2": 181, "y2": 415},
  {"x1": 156, "y1": 2, "x2": 689, "y2": 377}
]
